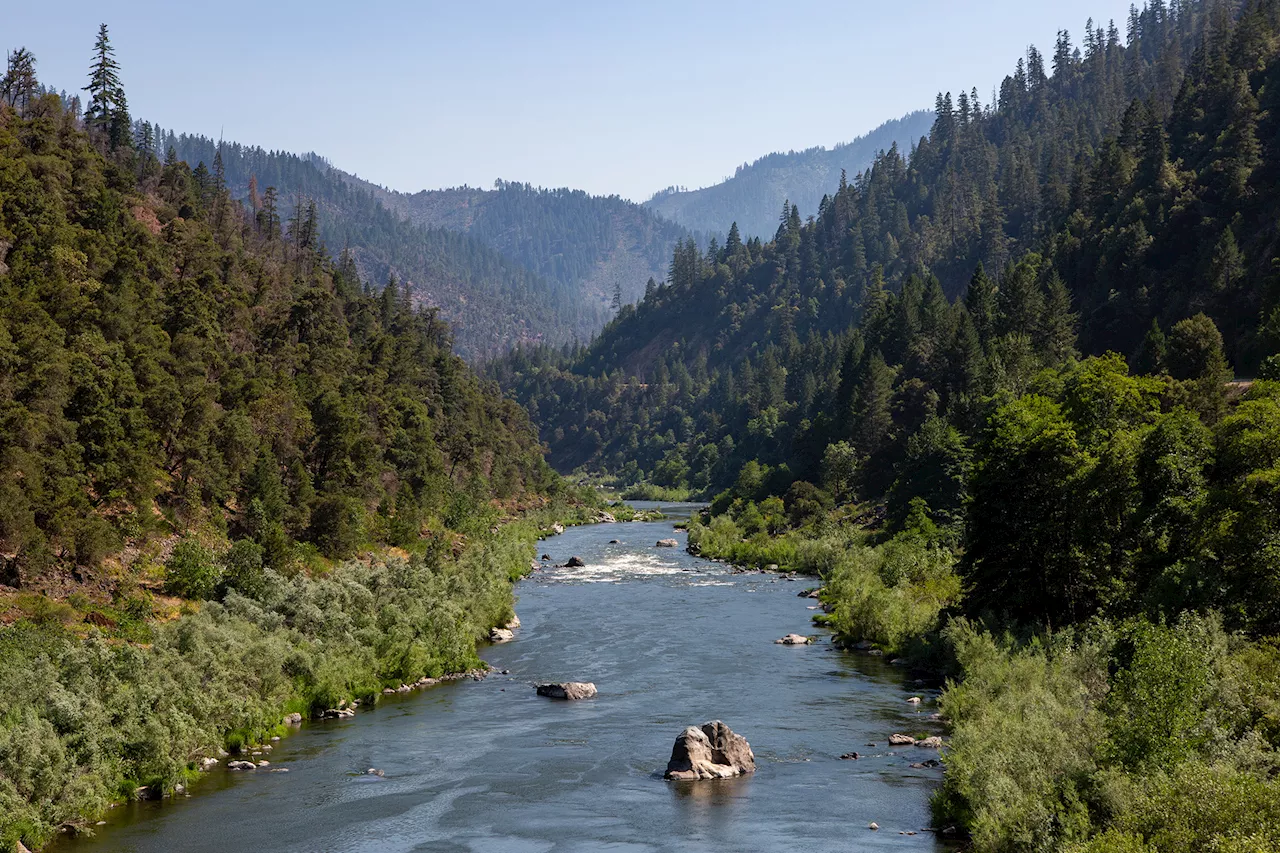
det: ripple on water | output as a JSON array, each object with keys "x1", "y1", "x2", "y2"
[{"x1": 543, "y1": 552, "x2": 689, "y2": 584}]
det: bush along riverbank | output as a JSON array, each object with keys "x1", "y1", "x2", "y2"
[
  {"x1": 686, "y1": 376, "x2": 1280, "y2": 851},
  {"x1": 0, "y1": 520, "x2": 539, "y2": 851},
  {"x1": 0, "y1": 486, "x2": 654, "y2": 852}
]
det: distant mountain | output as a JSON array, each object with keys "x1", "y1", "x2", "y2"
[
  {"x1": 166, "y1": 134, "x2": 588, "y2": 359},
  {"x1": 165, "y1": 135, "x2": 694, "y2": 358},
  {"x1": 338, "y1": 178, "x2": 694, "y2": 309},
  {"x1": 643, "y1": 110, "x2": 935, "y2": 239}
]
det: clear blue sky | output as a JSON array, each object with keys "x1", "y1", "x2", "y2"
[{"x1": 11, "y1": 0, "x2": 1137, "y2": 201}]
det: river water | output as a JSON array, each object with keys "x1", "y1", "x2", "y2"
[{"x1": 57, "y1": 504, "x2": 946, "y2": 852}]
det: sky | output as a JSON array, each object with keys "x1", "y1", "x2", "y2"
[{"x1": 10, "y1": 0, "x2": 1139, "y2": 202}]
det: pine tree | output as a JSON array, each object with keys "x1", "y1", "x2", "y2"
[
  {"x1": 1, "y1": 48, "x2": 37, "y2": 115},
  {"x1": 1135, "y1": 318, "x2": 1167, "y2": 374},
  {"x1": 84, "y1": 23, "x2": 123, "y2": 136},
  {"x1": 259, "y1": 186, "x2": 281, "y2": 240},
  {"x1": 1038, "y1": 273, "x2": 1078, "y2": 362},
  {"x1": 854, "y1": 350, "x2": 895, "y2": 458},
  {"x1": 964, "y1": 263, "x2": 998, "y2": 341}
]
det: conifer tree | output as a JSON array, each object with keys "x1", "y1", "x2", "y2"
[
  {"x1": 1, "y1": 48, "x2": 37, "y2": 115},
  {"x1": 84, "y1": 23, "x2": 122, "y2": 136}
]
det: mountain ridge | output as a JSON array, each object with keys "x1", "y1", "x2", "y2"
[{"x1": 643, "y1": 110, "x2": 936, "y2": 239}]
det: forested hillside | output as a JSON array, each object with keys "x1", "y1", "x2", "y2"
[
  {"x1": 497, "y1": 0, "x2": 1277, "y2": 483},
  {"x1": 644, "y1": 110, "x2": 935, "y2": 239},
  {"x1": 0, "y1": 32, "x2": 593, "y2": 850},
  {"x1": 162, "y1": 134, "x2": 591, "y2": 359},
  {"x1": 494, "y1": 2, "x2": 1280, "y2": 849},
  {"x1": 347, "y1": 179, "x2": 693, "y2": 310}
]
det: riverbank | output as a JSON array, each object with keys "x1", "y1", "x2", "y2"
[
  {"x1": 685, "y1": 502, "x2": 1280, "y2": 851},
  {"x1": 0, "y1": 493, "x2": 650, "y2": 852},
  {"x1": 49, "y1": 510, "x2": 947, "y2": 853}
]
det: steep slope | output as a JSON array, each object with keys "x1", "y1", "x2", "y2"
[
  {"x1": 497, "y1": 0, "x2": 1277, "y2": 484},
  {"x1": 643, "y1": 110, "x2": 935, "y2": 239},
  {"x1": 341, "y1": 178, "x2": 694, "y2": 308},
  {"x1": 164, "y1": 134, "x2": 598, "y2": 358},
  {"x1": 0, "y1": 76, "x2": 584, "y2": 850}
]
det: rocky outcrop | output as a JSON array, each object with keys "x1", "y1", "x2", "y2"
[
  {"x1": 775, "y1": 633, "x2": 812, "y2": 645},
  {"x1": 536, "y1": 682, "x2": 597, "y2": 700},
  {"x1": 664, "y1": 720, "x2": 756, "y2": 781},
  {"x1": 505, "y1": 614, "x2": 521, "y2": 629},
  {"x1": 490, "y1": 627, "x2": 515, "y2": 643},
  {"x1": 656, "y1": 539, "x2": 679, "y2": 548}
]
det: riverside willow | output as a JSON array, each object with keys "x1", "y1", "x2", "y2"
[{"x1": 0, "y1": 522, "x2": 536, "y2": 852}]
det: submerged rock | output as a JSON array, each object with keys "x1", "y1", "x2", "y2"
[
  {"x1": 536, "y1": 682, "x2": 597, "y2": 700},
  {"x1": 664, "y1": 720, "x2": 756, "y2": 781},
  {"x1": 656, "y1": 539, "x2": 679, "y2": 548}
]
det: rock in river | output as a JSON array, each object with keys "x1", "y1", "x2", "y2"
[
  {"x1": 536, "y1": 682, "x2": 597, "y2": 700},
  {"x1": 490, "y1": 627, "x2": 514, "y2": 643},
  {"x1": 656, "y1": 539, "x2": 679, "y2": 548},
  {"x1": 664, "y1": 720, "x2": 756, "y2": 781},
  {"x1": 564, "y1": 556, "x2": 586, "y2": 568},
  {"x1": 888, "y1": 733, "x2": 917, "y2": 746},
  {"x1": 775, "y1": 633, "x2": 812, "y2": 645}
]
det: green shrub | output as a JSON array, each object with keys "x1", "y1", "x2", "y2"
[
  {"x1": 219, "y1": 539, "x2": 267, "y2": 600},
  {"x1": 164, "y1": 539, "x2": 221, "y2": 599}
]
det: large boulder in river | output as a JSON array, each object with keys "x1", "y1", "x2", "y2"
[
  {"x1": 775, "y1": 633, "x2": 812, "y2": 645},
  {"x1": 656, "y1": 538, "x2": 679, "y2": 548},
  {"x1": 536, "y1": 682, "x2": 597, "y2": 700},
  {"x1": 664, "y1": 720, "x2": 756, "y2": 781},
  {"x1": 564, "y1": 556, "x2": 586, "y2": 568}
]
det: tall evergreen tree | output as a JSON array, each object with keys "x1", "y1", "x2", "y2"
[{"x1": 83, "y1": 23, "x2": 122, "y2": 135}]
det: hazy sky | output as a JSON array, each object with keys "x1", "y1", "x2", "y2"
[{"x1": 12, "y1": 1, "x2": 1137, "y2": 201}]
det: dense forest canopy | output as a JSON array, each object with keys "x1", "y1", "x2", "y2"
[
  {"x1": 496, "y1": 0, "x2": 1279, "y2": 489},
  {"x1": 0, "y1": 48, "x2": 555, "y2": 590}
]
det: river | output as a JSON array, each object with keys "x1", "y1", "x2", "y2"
[{"x1": 55, "y1": 503, "x2": 946, "y2": 852}]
